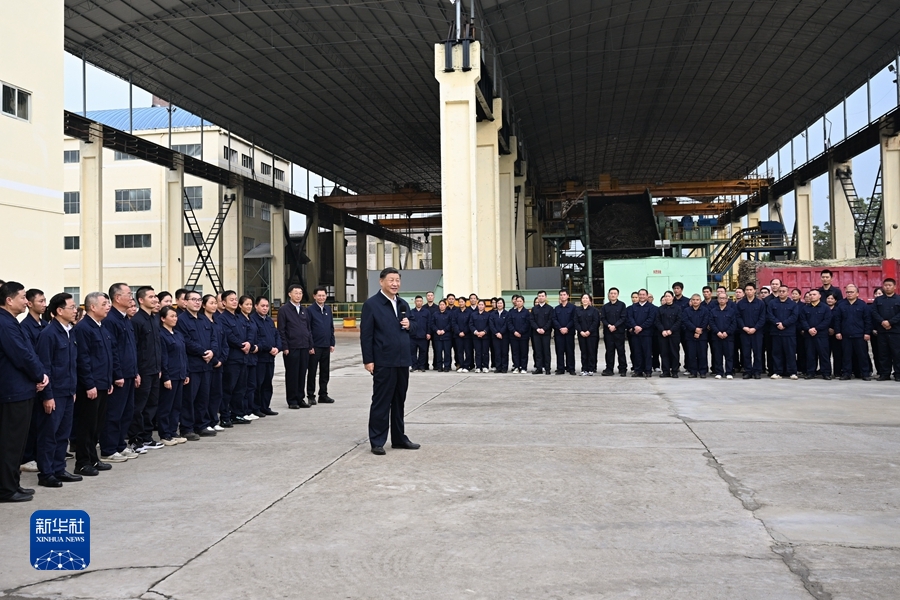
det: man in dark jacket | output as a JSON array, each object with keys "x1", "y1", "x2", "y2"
[
  {"x1": 506, "y1": 295, "x2": 531, "y2": 373},
  {"x1": 768, "y1": 285, "x2": 799, "y2": 379},
  {"x1": 552, "y1": 290, "x2": 576, "y2": 375},
  {"x1": 408, "y1": 295, "x2": 431, "y2": 372},
  {"x1": 600, "y1": 287, "x2": 628, "y2": 376},
  {"x1": 102, "y1": 283, "x2": 139, "y2": 461},
  {"x1": 737, "y1": 283, "x2": 767, "y2": 379},
  {"x1": 872, "y1": 278, "x2": 900, "y2": 381},
  {"x1": 18, "y1": 288, "x2": 46, "y2": 474},
  {"x1": 800, "y1": 289, "x2": 833, "y2": 379},
  {"x1": 253, "y1": 297, "x2": 281, "y2": 416},
  {"x1": 530, "y1": 291, "x2": 554, "y2": 374},
  {"x1": 176, "y1": 290, "x2": 217, "y2": 437},
  {"x1": 627, "y1": 289, "x2": 657, "y2": 378},
  {"x1": 0, "y1": 282, "x2": 49, "y2": 502},
  {"x1": 834, "y1": 284, "x2": 873, "y2": 380},
  {"x1": 308, "y1": 287, "x2": 336, "y2": 403},
  {"x1": 277, "y1": 284, "x2": 313, "y2": 409},
  {"x1": 709, "y1": 292, "x2": 737, "y2": 379},
  {"x1": 451, "y1": 298, "x2": 474, "y2": 372},
  {"x1": 360, "y1": 268, "x2": 419, "y2": 455},
  {"x1": 218, "y1": 291, "x2": 252, "y2": 424},
  {"x1": 130, "y1": 286, "x2": 162, "y2": 450},
  {"x1": 682, "y1": 294, "x2": 709, "y2": 378}
]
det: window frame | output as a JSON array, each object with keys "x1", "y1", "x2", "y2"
[
  {"x1": 115, "y1": 234, "x2": 152, "y2": 249},
  {"x1": 63, "y1": 150, "x2": 80, "y2": 164},
  {"x1": 64, "y1": 191, "x2": 80, "y2": 215},
  {"x1": 64, "y1": 236, "x2": 80, "y2": 250},
  {"x1": 1, "y1": 82, "x2": 31, "y2": 121},
  {"x1": 115, "y1": 188, "x2": 152, "y2": 212}
]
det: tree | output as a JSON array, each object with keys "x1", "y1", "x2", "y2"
[
  {"x1": 854, "y1": 196, "x2": 885, "y2": 257},
  {"x1": 813, "y1": 221, "x2": 831, "y2": 260}
]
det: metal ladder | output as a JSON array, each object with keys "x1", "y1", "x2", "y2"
[
  {"x1": 184, "y1": 191, "x2": 235, "y2": 293},
  {"x1": 835, "y1": 166, "x2": 881, "y2": 257},
  {"x1": 858, "y1": 165, "x2": 884, "y2": 257}
]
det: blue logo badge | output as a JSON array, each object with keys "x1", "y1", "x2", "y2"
[{"x1": 30, "y1": 510, "x2": 90, "y2": 571}]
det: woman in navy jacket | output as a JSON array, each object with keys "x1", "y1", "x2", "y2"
[
  {"x1": 158, "y1": 306, "x2": 189, "y2": 445},
  {"x1": 430, "y1": 300, "x2": 453, "y2": 372},
  {"x1": 506, "y1": 295, "x2": 531, "y2": 373},
  {"x1": 573, "y1": 293, "x2": 600, "y2": 375},
  {"x1": 469, "y1": 300, "x2": 491, "y2": 372},
  {"x1": 239, "y1": 296, "x2": 260, "y2": 421},
  {"x1": 489, "y1": 298, "x2": 511, "y2": 373},
  {"x1": 204, "y1": 295, "x2": 227, "y2": 430},
  {"x1": 654, "y1": 291, "x2": 682, "y2": 378}
]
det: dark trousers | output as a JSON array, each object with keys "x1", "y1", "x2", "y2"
[
  {"x1": 763, "y1": 331, "x2": 774, "y2": 373},
  {"x1": 20, "y1": 400, "x2": 41, "y2": 464},
  {"x1": 255, "y1": 362, "x2": 275, "y2": 411},
  {"x1": 410, "y1": 339, "x2": 428, "y2": 370},
  {"x1": 604, "y1": 332, "x2": 627, "y2": 373},
  {"x1": 129, "y1": 373, "x2": 159, "y2": 446},
  {"x1": 0, "y1": 398, "x2": 33, "y2": 499},
  {"x1": 368, "y1": 366, "x2": 410, "y2": 448},
  {"x1": 631, "y1": 335, "x2": 653, "y2": 374},
  {"x1": 685, "y1": 337, "x2": 708, "y2": 375},
  {"x1": 182, "y1": 370, "x2": 210, "y2": 434},
  {"x1": 283, "y1": 349, "x2": 310, "y2": 406},
  {"x1": 805, "y1": 334, "x2": 831, "y2": 376},
  {"x1": 307, "y1": 347, "x2": 331, "y2": 398},
  {"x1": 434, "y1": 339, "x2": 452, "y2": 370},
  {"x1": 651, "y1": 333, "x2": 660, "y2": 370},
  {"x1": 532, "y1": 332, "x2": 551, "y2": 372},
  {"x1": 733, "y1": 331, "x2": 742, "y2": 371},
  {"x1": 492, "y1": 335, "x2": 510, "y2": 372},
  {"x1": 454, "y1": 336, "x2": 474, "y2": 370},
  {"x1": 711, "y1": 337, "x2": 734, "y2": 375},
  {"x1": 431, "y1": 338, "x2": 440, "y2": 370},
  {"x1": 241, "y1": 365, "x2": 256, "y2": 416},
  {"x1": 829, "y1": 335, "x2": 843, "y2": 377},
  {"x1": 510, "y1": 334, "x2": 529, "y2": 370},
  {"x1": 157, "y1": 380, "x2": 183, "y2": 439},
  {"x1": 659, "y1": 333, "x2": 681, "y2": 374},
  {"x1": 37, "y1": 395, "x2": 73, "y2": 479},
  {"x1": 473, "y1": 336, "x2": 490, "y2": 369},
  {"x1": 554, "y1": 332, "x2": 576, "y2": 373},
  {"x1": 877, "y1": 333, "x2": 900, "y2": 378},
  {"x1": 627, "y1": 331, "x2": 636, "y2": 370},
  {"x1": 841, "y1": 337, "x2": 871, "y2": 377},
  {"x1": 101, "y1": 377, "x2": 134, "y2": 456},
  {"x1": 208, "y1": 367, "x2": 223, "y2": 427},
  {"x1": 796, "y1": 331, "x2": 807, "y2": 373},
  {"x1": 74, "y1": 388, "x2": 108, "y2": 470},
  {"x1": 578, "y1": 334, "x2": 599, "y2": 372},
  {"x1": 741, "y1": 332, "x2": 764, "y2": 375},
  {"x1": 772, "y1": 335, "x2": 797, "y2": 376},
  {"x1": 222, "y1": 361, "x2": 247, "y2": 419}
]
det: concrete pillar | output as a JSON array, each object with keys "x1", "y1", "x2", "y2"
[
  {"x1": 356, "y1": 232, "x2": 368, "y2": 301},
  {"x1": 828, "y1": 158, "x2": 856, "y2": 259},
  {"x1": 165, "y1": 162, "x2": 185, "y2": 293},
  {"x1": 403, "y1": 245, "x2": 413, "y2": 269},
  {"x1": 221, "y1": 185, "x2": 243, "y2": 292},
  {"x1": 498, "y1": 136, "x2": 518, "y2": 291},
  {"x1": 795, "y1": 181, "x2": 814, "y2": 260},
  {"x1": 79, "y1": 123, "x2": 103, "y2": 294},
  {"x1": 747, "y1": 203, "x2": 761, "y2": 229},
  {"x1": 881, "y1": 134, "x2": 900, "y2": 259},
  {"x1": 333, "y1": 223, "x2": 346, "y2": 301},
  {"x1": 270, "y1": 206, "x2": 285, "y2": 301},
  {"x1": 391, "y1": 243, "x2": 400, "y2": 269},
  {"x1": 306, "y1": 209, "x2": 319, "y2": 292},
  {"x1": 768, "y1": 196, "x2": 783, "y2": 223},
  {"x1": 376, "y1": 239, "x2": 385, "y2": 270},
  {"x1": 514, "y1": 161, "x2": 527, "y2": 289},
  {"x1": 476, "y1": 98, "x2": 504, "y2": 296}
]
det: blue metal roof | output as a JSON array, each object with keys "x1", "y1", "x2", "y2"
[{"x1": 84, "y1": 106, "x2": 213, "y2": 132}]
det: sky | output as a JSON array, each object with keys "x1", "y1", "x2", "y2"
[{"x1": 64, "y1": 51, "x2": 900, "y2": 235}]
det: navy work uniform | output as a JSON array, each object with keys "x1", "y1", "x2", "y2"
[
  {"x1": 654, "y1": 303, "x2": 682, "y2": 377},
  {"x1": 308, "y1": 302, "x2": 335, "y2": 403},
  {"x1": 628, "y1": 301, "x2": 657, "y2": 376},
  {"x1": 736, "y1": 296, "x2": 767, "y2": 377},
  {"x1": 709, "y1": 302, "x2": 737, "y2": 377},
  {"x1": 490, "y1": 306, "x2": 511, "y2": 373},
  {"x1": 681, "y1": 305, "x2": 709, "y2": 377},
  {"x1": 408, "y1": 305, "x2": 431, "y2": 371},
  {"x1": 872, "y1": 291, "x2": 900, "y2": 380},
  {"x1": 103, "y1": 306, "x2": 138, "y2": 456},
  {"x1": 158, "y1": 326, "x2": 188, "y2": 441},
  {"x1": 240, "y1": 313, "x2": 260, "y2": 415},
  {"x1": 452, "y1": 306, "x2": 474, "y2": 371},
  {"x1": 130, "y1": 308, "x2": 161, "y2": 448},
  {"x1": 768, "y1": 297, "x2": 799, "y2": 377},
  {"x1": 35, "y1": 319, "x2": 77, "y2": 484},
  {"x1": 177, "y1": 309, "x2": 217, "y2": 434},
  {"x1": 252, "y1": 311, "x2": 281, "y2": 413},
  {"x1": 834, "y1": 298, "x2": 873, "y2": 379},
  {"x1": 530, "y1": 302, "x2": 554, "y2": 374},
  {"x1": 219, "y1": 309, "x2": 250, "y2": 422},
  {"x1": 470, "y1": 308, "x2": 491, "y2": 371},
  {"x1": 430, "y1": 309, "x2": 453, "y2": 371},
  {"x1": 19, "y1": 313, "x2": 45, "y2": 468},
  {"x1": 800, "y1": 300, "x2": 833, "y2": 378},
  {"x1": 573, "y1": 304, "x2": 600, "y2": 374},
  {"x1": 506, "y1": 306, "x2": 531, "y2": 372},
  {"x1": 73, "y1": 314, "x2": 118, "y2": 472},
  {"x1": 552, "y1": 302, "x2": 576, "y2": 374}
]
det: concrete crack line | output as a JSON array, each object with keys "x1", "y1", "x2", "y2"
[
  {"x1": 2, "y1": 565, "x2": 181, "y2": 597},
  {"x1": 405, "y1": 376, "x2": 471, "y2": 416}
]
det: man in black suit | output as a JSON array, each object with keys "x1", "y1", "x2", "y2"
[
  {"x1": 360, "y1": 268, "x2": 420, "y2": 456},
  {"x1": 130, "y1": 286, "x2": 162, "y2": 450},
  {"x1": 277, "y1": 284, "x2": 313, "y2": 409}
]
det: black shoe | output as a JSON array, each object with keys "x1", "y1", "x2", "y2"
[
  {"x1": 568, "y1": 371, "x2": 577, "y2": 376},
  {"x1": 18, "y1": 486, "x2": 35, "y2": 494},
  {"x1": 688, "y1": 373, "x2": 698, "y2": 378},
  {"x1": 878, "y1": 376, "x2": 891, "y2": 381},
  {"x1": 632, "y1": 372, "x2": 643, "y2": 378},
  {"x1": 287, "y1": 403, "x2": 300, "y2": 409},
  {"x1": 660, "y1": 372, "x2": 671, "y2": 378},
  {"x1": 56, "y1": 471, "x2": 83, "y2": 482},
  {"x1": 671, "y1": 372, "x2": 679, "y2": 379},
  {"x1": 643, "y1": 373, "x2": 651, "y2": 378},
  {"x1": 75, "y1": 465, "x2": 99, "y2": 477},
  {"x1": 252, "y1": 411, "x2": 267, "y2": 418},
  {"x1": 318, "y1": 396, "x2": 335, "y2": 404},
  {"x1": 699, "y1": 374, "x2": 707, "y2": 379},
  {"x1": 601, "y1": 370, "x2": 613, "y2": 376},
  {"x1": 545, "y1": 370, "x2": 552, "y2": 375},
  {"x1": 555, "y1": 370, "x2": 565, "y2": 375},
  {"x1": 220, "y1": 419, "x2": 234, "y2": 428},
  {"x1": 371, "y1": 446, "x2": 386, "y2": 455},
  {"x1": 840, "y1": 375, "x2": 851, "y2": 380},
  {"x1": 308, "y1": 397, "x2": 317, "y2": 405},
  {"x1": 94, "y1": 461, "x2": 112, "y2": 471},
  {"x1": 262, "y1": 408, "x2": 279, "y2": 416},
  {"x1": 0, "y1": 491, "x2": 33, "y2": 502},
  {"x1": 39, "y1": 476, "x2": 63, "y2": 488},
  {"x1": 297, "y1": 400, "x2": 311, "y2": 408},
  {"x1": 742, "y1": 373, "x2": 752, "y2": 380},
  {"x1": 232, "y1": 416, "x2": 251, "y2": 424},
  {"x1": 862, "y1": 376, "x2": 871, "y2": 381},
  {"x1": 620, "y1": 371, "x2": 627, "y2": 377},
  {"x1": 753, "y1": 373, "x2": 761, "y2": 379},
  {"x1": 823, "y1": 375, "x2": 832, "y2": 380},
  {"x1": 391, "y1": 441, "x2": 421, "y2": 450},
  {"x1": 532, "y1": 370, "x2": 542, "y2": 375},
  {"x1": 198, "y1": 429, "x2": 216, "y2": 437}
]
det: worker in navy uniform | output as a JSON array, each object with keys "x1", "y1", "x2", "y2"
[
  {"x1": 824, "y1": 292, "x2": 843, "y2": 377},
  {"x1": 468, "y1": 299, "x2": 490, "y2": 373},
  {"x1": 130, "y1": 286, "x2": 163, "y2": 451},
  {"x1": 277, "y1": 285, "x2": 313, "y2": 409},
  {"x1": 431, "y1": 300, "x2": 453, "y2": 372},
  {"x1": 424, "y1": 291, "x2": 439, "y2": 370},
  {"x1": 252, "y1": 296, "x2": 281, "y2": 416},
  {"x1": 158, "y1": 306, "x2": 189, "y2": 445},
  {"x1": 767, "y1": 285, "x2": 800, "y2": 380},
  {"x1": 18, "y1": 289, "x2": 45, "y2": 475},
  {"x1": 530, "y1": 291, "x2": 554, "y2": 375},
  {"x1": 307, "y1": 287, "x2": 336, "y2": 403},
  {"x1": 627, "y1": 289, "x2": 657, "y2": 378},
  {"x1": 34, "y1": 293, "x2": 82, "y2": 488},
  {"x1": 219, "y1": 291, "x2": 252, "y2": 424},
  {"x1": 799, "y1": 289, "x2": 833, "y2": 380},
  {"x1": 834, "y1": 284, "x2": 873, "y2": 380},
  {"x1": 408, "y1": 295, "x2": 431, "y2": 372},
  {"x1": 238, "y1": 295, "x2": 260, "y2": 419},
  {"x1": 762, "y1": 278, "x2": 782, "y2": 374},
  {"x1": 737, "y1": 283, "x2": 766, "y2": 379},
  {"x1": 817, "y1": 269, "x2": 843, "y2": 303},
  {"x1": 732, "y1": 287, "x2": 745, "y2": 372},
  {"x1": 452, "y1": 296, "x2": 474, "y2": 372},
  {"x1": 709, "y1": 291, "x2": 738, "y2": 379},
  {"x1": 682, "y1": 294, "x2": 710, "y2": 378},
  {"x1": 626, "y1": 291, "x2": 639, "y2": 372},
  {"x1": 0, "y1": 282, "x2": 49, "y2": 502},
  {"x1": 489, "y1": 297, "x2": 510, "y2": 373},
  {"x1": 672, "y1": 282, "x2": 690, "y2": 370},
  {"x1": 73, "y1": 292, "x2": 121, "y2": 476},
  {"x1": 872, "y1": 278, "x2": 900, "y2": 380},
  {"x1": 655, "y1": 291, "x2": 681, "y2": 378},
  {"x1": 176, "y1": 290, "x2": 217, "y2": 439},
  {"x1": 552, "y1": 290, "x2": 577, "y2": 375},
  {"x1": 573, "y1": 293, "x2": 600, "y2": 376},
  {"x1": 506, "y1": 295, "x2": 530, "y2": 373},
  {"x1": 360, "y1": 267, "x2": 420, "y2": 455},
  {"x1": 599, "y1": 287, "x2": 628, "y2": 376},
  {"x1": 444, "y1": 293, "x2": 460, "y2": 368},
  {"x1": 204, "y1": 295, "x2": 228, "y2": 429},
  {"x1": 102, "y1": 283, "x2": 140, "y2": 461}
]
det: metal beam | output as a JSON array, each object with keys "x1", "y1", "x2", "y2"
[
  {"x1": 374, "y1": 216, "x2": 442, "y2": 230},
  {"x1": 317, "y1": 191, "x2": 441, "y2": 215},
  {"x1": 541, "y1": 179, "x2": 771, "y2": 198}
]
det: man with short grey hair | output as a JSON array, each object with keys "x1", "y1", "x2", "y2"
[{"x1": 101, "y1": 283, "x2": 139, "y2": 462}]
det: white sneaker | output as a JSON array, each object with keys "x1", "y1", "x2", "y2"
[
  {"x1": 143, "y1": 440, "x2": 164, "y2": 449},
  {"x1": 174, "y1": 436, "x2": 188, "y2": 444},
  {"x1": 770, "y1": 374, "x2": 782, "y2": 380},
  {"x1": 121, "y1": 447, "x2": 140, "y2": 459},
  {"x1": 129, "y1": 444, "x2": 148, "y2": 454},
  {"x1": 244, "y1": 414, "x2": 259, "y2": 421},
  {"x1": 100, "y1": 452, "x2": 129, "y2": 462},
  {"x1": 213, "y1": 425, "x2": 225, "y2": 431},
  {"x1": 588, "y1": 371, "x2": 594, "y2": 376},
  {"x1": 726, "y1": 374, "x2": 734, "y2": 380},
  {"x1": 161, "y1": 438, "x2": 180, "y2": 447},
  {"x1": 714, "y1": 374, "x2": 722, "y2": 380},
  {"x1": 19, "y1": 460, "x2": 38, "y2": 473},
  {"x1": 789, "y1": 374, "x2": 798, "y2": 380},
  {"x1": 457, "y1": 368, "x2": 468, "y2": 373}
]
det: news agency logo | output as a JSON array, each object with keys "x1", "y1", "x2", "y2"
[{"x1": 30, "y1": 510, "x2": 90, "y2": 571}]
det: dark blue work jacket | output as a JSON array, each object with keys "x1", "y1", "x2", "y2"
[
  {"x1": 834, "y1": 299, "x2": 872, "y2": 338},
  {"x1": 36, "y1": 319, "x2": 77, "y2": 401},
  {"x1": 552, "y1": 303, "x2": 576, "y2": 333},
  {"x1": 308, "y1": 302, "x2": 336, "y2": 347},
  {"x1": 132, "y1": 309, "x2": 161, "y2": 375},
  {"x1": 530, "y1": 303, "x2": 554, "y2": 332},
  {"x1": 490, "y1": 309, "x2": 510, "y2": 337},
  {"x1": 408, "y1": 307, "x2": 431, "y2": 340},
  {"x1": 211, "y1": 313, "x2": 229, "y2": 364},
  {"x1": 160, "y1": 328, "x2": 188, "y2": 383},
  {"x1": 681, "y1": 306, "x2": 710, "y2": 340},
  {"x1": 177, "y1": 310, "x2": 217, "y2": 372},
  {"x1": 506, "y1": 307, "x2": 531, "y2": 336},
  {"x1": 800, "y1": 302, "x2": 832, "y2": 333},
  {"x1": 709, "y1": 304, "x2": 738, "y2": 336},
  {"x1": 219, "y1": 310, "x2": 250, "y2": 365},
  {"x1": 469, "y1": 310, "x2": 491, "y2": 336},
  {"x1": 243, "y1": 314, "x2": 260, "y2": 366},
  {"x1": 627, "y1": 302, "x2": 657, "y2": 337},
  {"x1": 736, "y1": 298, "x2": 767, "y2": 332},
  {"x1": 253, "y1": 312, "x2": 281, "y2": 363},
  {"x1": 768, "y1": 299, "x2": 799, "y2": 336},
  {"x1": 452, "y1": 308, "x2": 473, "y2": 337},
  {"x1": 0, "y1": 309, "x2": 47, "y2": 403},
  {"x1": 430, "y1": 311, "x2": 453, "y2": 340},
  {"x1": 573, "y1": 306, "x2": 600, "y2": 336},
  {"x1": 106, "y1": 308, "x2": 138, "y2": 378},
  {"x1": 654, "y1": 303, "x2": 682, "y2": 335},
  {"x1": 360, "y1": 292, "x2": 415, "y2": 367},
  {"x1": 21, "y1": 313, "x2": 45, "y2": 350},
  {"x1": 73, "y1": 315, "x2": 117, "y2": 392},
  {"x1": 600, "y1": 300, "x2": 628, "y2": 333},
  {"x1": 872, "y1": 293, "x2": 900, "y2": 334}
]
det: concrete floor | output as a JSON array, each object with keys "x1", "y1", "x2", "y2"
[{"x1": 2, "y1": 331, "x2": 898, "y2": 599}]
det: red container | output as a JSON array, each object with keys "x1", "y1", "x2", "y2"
[{"x1": 755, "y1": 260, "x2": 899, "y2": 303}]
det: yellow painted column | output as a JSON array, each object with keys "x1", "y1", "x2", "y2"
[
  {"x1": 476, "y1": 97, "x2": 503, "y2": 296},
  {"x1": 356, "y1": 232, "x2": 369, "y2": 301},
  {"x1": 498, "y1": 135, "x2": 518, "y2": 291},
  {"x1": 80, "y1": 123, "x2": 103, "y2": 294},
  {"x1": 333, "y1": 223, "x2": 346, "y2": 301},
  {"x1": 376, "y1": 239, "x2": 385, "y2": 271},
  {"x1": 828, "y1": 159, "x2": 857, "y2": 259},
  {"x1": 881, "y1": 134, "x2": 900, "y2": 259},
  {"x1": 221, "y1": 185, "x2": 243, "y2": 292},
  {"x1": 306, "y1": 209, "x2": 319, "y2": 292},
  {"x1": 165, "y1": 161, "x2": 185, "y2": 293},
  {"x1": 747, "y1": 203, "x2": 761, "y2": 229},
  {"x1": 391, "y1": 243, "x2": 401, "y2": 269},
  {"x1": 514, "y1": 160, "x2": 527, "y2": 289},
  {"x1": 270, "y1": 206, "x2": 285, "y2": 301},
  {"x1": 795, "y1": 181, "x2": 814, "y2": 260}
]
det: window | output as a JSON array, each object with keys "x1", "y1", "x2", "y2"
[
  {"x1": 243, "y1": 236, "x2": 256, "y2": 253},
  {"x1": 189, "y1": 285, "x2": 203, "y2": 295},
  {"x1": 115, "y1": 189, "x2": 151, "y2": 212},
  {"x1": 224, "y1": 146, "x2": 237, "y2": 162},
  {"x1": 183, "y1": 186, "x2": 203, "y2": 210},
  {"x1": 172, "y1": 143, "x2": 201, "y2": 157},
  {"x1": 2, "y1": 83, "x2": 30, "y2": 120},
  {"x1": 115, "y1": 234, "x2": 152, "y2": 249},
  {"x1": 64, "y1": 236, "x2": 80, "y2": 250},
  {"x1": 241, "y1": 154, "x2": 253, "y2": 169},
  {"x1": 274, "y1": 167, "x2": 285, "y2": 182},
  {"x1": 64, "y1": 150, "x2": 80, "y2": 163},
  {"x1": 64, "y1": 287, "x2": 81, "y2": 306},
  {"x1": 243, "y1": 196, "x2": 255, "y2": 218},
  {"x1": 261, "y1": 203, "x2": 271, "y2": 222},
  {"x1": 114, "y1": 151, "x2": 139, "y2": 160},
  {"x1": 184, "y1": 233, "x2": 198, "y2": 246},
  {"x1": 260, "y1": 163, "x2": 272, "y2": 176},
  {"x1": 64, "y1": 192, "x2": 80, "y2": 214}
]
